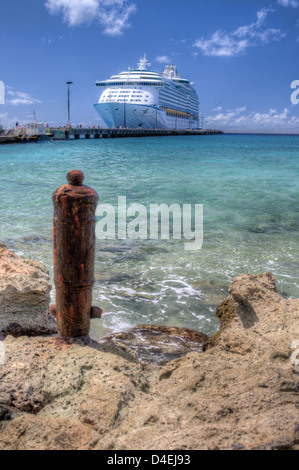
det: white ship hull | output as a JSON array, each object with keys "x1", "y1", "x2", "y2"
[{"x1": 94, "y1": 103, "x2": 198, "y2": 130}]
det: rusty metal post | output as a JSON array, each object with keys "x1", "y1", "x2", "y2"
[{"x1": 52, "y1": 170, "x2": 101, "y2": 338}]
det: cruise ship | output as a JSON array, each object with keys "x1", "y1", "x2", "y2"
[{"x1": 94, "y1": 55, "x2": 200, "y2": 130}]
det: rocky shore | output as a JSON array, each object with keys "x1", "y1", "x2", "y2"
[
  {"x1": 0, "y1": 248, "x2": 298, "y2": 450},
  {"x1": 0, "y1": 245, "x2": 57, "y2": 340}
]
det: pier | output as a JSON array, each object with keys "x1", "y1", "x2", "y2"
[
  {"x1": 0, "y1": 128, "x2": 52, "y2": 144},
  {"x1": 0, "y1": 127, "x2": 223, "y2": 144},
  {"x1": 50, "y1": 127, "x2": 223, "y2": 140}
]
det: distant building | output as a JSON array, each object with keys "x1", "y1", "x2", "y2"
[{"x1": 25, "y1": 123, "x2": 46, "y2": 136}]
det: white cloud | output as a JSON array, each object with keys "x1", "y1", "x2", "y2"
[
  {"x1": 212, "y1": 105, "x2": 223, "y2": 112},
  {"x1": 155, "y1": 56, "x2": 171, "y2": 64},
  {"x1": 99, "y1": 2, "x2": 136, "y2": 36},
  {"x1": 7, "y1": 90, "x2": 42, "y2": 106},
  {"x1": 278, "y1": 0, "x2": 299, "y2": 7},
  {"x1": 194, "y1": 31, "x2": 248, "y2": 57},
  {"x1": 194, "y1": 8, "x2": 285, "y2": 56},
  {"x1": 42, "y1": 37, "x2": 53, "y2": 46},
  {"x1": 45, "y1": 0, "x2": 136, "y2": 36},
  {"x1": 0, "y1": 112, "x2": 22, "y2": 128},
  {"x1": 0, "y1": 112, "x2": 8, "y2": 123},
  {"x1": 205, "y1": 106, "x2": 299, "y2": 132},
  {"x1": 46, "y1": 0, "x2": 100, "y2": 25}
]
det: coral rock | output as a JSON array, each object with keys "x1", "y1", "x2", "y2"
[{"x1": 0, "y1": 246, "x2": 57, "y2": 337}]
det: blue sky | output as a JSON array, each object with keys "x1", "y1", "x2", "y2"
[{"x1": 0, "y1": 0, "x2": 298, "y2": 132}]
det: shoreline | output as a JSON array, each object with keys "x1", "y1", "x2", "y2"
[{"x1": 0, "y1": 262, "x2": 298, "y2": 450}]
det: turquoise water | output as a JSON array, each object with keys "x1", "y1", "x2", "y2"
[{"x1": 0, "y1": 134, "x2": 298, "y2": 339}]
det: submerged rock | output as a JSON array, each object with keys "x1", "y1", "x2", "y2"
[
  {"x1": 101, "y1": 325, "x2": 208, "y2": 365},
  {"x1": 0, "y1": 246, "x2": 57, "y2": 338}
]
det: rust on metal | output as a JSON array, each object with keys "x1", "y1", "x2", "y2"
[
  {"x1": 52, "y1": 170, "x2": 100, "y2": 338},
  {"x1": 90, "y1": 306, "x2": 103, "y2": 319}
]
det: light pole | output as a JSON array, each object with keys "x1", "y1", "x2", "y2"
[{"x1": 66, "y1": 82, "x2": 73, "y2": 127}]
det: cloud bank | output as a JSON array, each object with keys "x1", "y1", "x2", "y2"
[
  {"x1": 277, "y1": 0, "x2": 299, "y2": 8},
  {"x1": 45, "y1": 0, "x2": 136, "y2": 36},
  {"x1": 205, "y1": 106, "x2": 299, "y2": 133},
  {"x1": 155, "y1": 56, "x2": 172, "y2": 64},
  {"x1": 7, "y1": 90, "x2": 42, "y2": 106},
  {"x1": 194, "y1": 8, "x2": 285, "y2": 56}
]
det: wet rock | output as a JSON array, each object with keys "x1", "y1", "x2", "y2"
[
  {"x1": 0, "y1": 404, "x2": 24, "y2": 422},
  {"x1": 0, "y1": 246, "x2": 57, "y2": 337},
  {"x1": 102, "y1": 325, "x2": 208, "y2": 365}
]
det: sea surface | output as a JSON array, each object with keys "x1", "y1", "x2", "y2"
[{"x1": 0, "y1": 134, "x2": 298, "y2": 339}]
